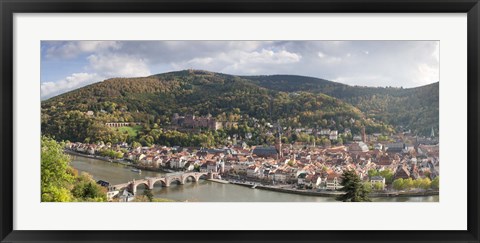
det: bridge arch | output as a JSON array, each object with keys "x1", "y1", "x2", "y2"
[
  {"x1": 166, "y1": 176, "x2": 183, "y2": 187},
  {"x1": 132, "y1": 181, "x2": 150, "y2": 194},
  {"x1": 182, "y1": 175, "x2": 198, "y2": 184},
  {"x1": 151, "y1": 178, "x2": 167, "y2": 188},
  {"x1": 198, "y1": 173, "x2": 209, "y2": 180},
  {"x1": 134, "y1": 181, "x2": 149, "y2": 188}
]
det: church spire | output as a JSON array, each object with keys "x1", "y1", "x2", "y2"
[{"x1": 275, "y1": 121, "x2": 283, "y2": 158}]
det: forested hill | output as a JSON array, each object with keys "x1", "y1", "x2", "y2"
[
  {"x1": 41, "y1": 70, "x2": 438, "y2": 144},
  {"x1": 42, "y1": 70, "x2": 367, "y2": 126},
  {"x1": 246, "y1": 74, "x2": 439, "y2": 136}
]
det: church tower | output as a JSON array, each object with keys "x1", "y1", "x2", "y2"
[
  {"x1": 275, "y1": 122, "x2": 283, "y2": 158},
  {"x1": 361, "y1": 126, "x2": 367, "y2": 143}
]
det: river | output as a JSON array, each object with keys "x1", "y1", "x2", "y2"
[{"x1": 69, "y1": 155, "x2": 439, "y2": 202}]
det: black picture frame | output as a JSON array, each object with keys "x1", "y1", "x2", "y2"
[{"x1": 1, "y1": 0, "x2": 479, "y2": 242}]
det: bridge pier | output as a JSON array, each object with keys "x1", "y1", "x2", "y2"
[
  {"x1": 130, "y1": 183, "x2": 136, "y2": 195},
  {"x1": 207, "y1": 172, "x2": 215, "y2": 179}
]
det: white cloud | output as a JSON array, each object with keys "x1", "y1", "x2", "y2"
[
  {"x1": 325, "y1": 56, "x2": 342, "y2": 64},
  {"x1": 317, "y1": 51, "x2": 342, "y2": 64},
  {"x1": 239, "y1": 49, "x2": 302, "y2": 64},
  {"x1": 185, "y1": 57, "x2": 214, "y2": 66},
  {"x1": 45, "y1": 41, "x2": 120, "y2": 59},
  {"x1": 172, "y1": 49, "x2": 301, "y2": 74},
  {"x1": 41, "y1": 73, "x2": 101, "y2": 99},
  {"x1": 225, "y1": 41, "x2": 269, "y2": 52},
  {"x1": 433, "y1": 42, "x2": 439, "y2": 62},
  {"x1": 41, "y1": 52, "x2": 152, "y2": 99},
  {"x1": 87, "y1": 54, "x2": 151, "y2": 78},
  {"x1": 42, "y1": 40, "x2": 441, "y2": 97},
  {"x1": 78, "y1": 41, "x2": 120, "y2": 52},
  {"x1": 417, "y1": 63, "x2": 439, "y2": 85}
]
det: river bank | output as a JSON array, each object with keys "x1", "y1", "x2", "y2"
[
  {"x1": 70, "y1": 155, "x2": 438, "y2": 202},
  {"x1": 67, "y1": 151, "x2": 439, "y2": 200},
  {"x1": 65, "y1": 149, "x2": 172, "y2": 173},
  {"x1": 229, "y1": 181, "x2": 439, "y2": 198},
  {"x1": 65, "y1": 150, "x2": 127, "y2": 164}
]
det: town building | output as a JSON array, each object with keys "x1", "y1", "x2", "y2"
[
  {"x1": 348, "y1": 142, "x2": 369, "y2": 153},
  {"x1": 172, "y1": 113, "x2": 223, "y2": 130},
  {"x1": 370, "y1": 176, "x2": 386, "y2": 190}
]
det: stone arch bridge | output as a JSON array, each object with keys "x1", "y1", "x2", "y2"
[{"x1": 109, "y1": 171, "x2": 215, "y2": 195}]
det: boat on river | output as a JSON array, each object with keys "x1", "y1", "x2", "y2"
[{"x1": 131, "y1": 169, "x2": 141, "y2": 174}]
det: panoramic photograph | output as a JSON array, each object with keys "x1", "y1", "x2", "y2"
[{"x1": 40, "y1": 40, "x2": 439, "y2": 202}]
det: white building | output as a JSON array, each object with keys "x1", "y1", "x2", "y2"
[
  {"x1": 329, "y1": 130, "x2": 338, "y2": 140},
  {"x1": 370, "y1": 176, "x2": 386, "y2": 190}
]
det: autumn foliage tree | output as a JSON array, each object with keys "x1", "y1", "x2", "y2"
[
  {"x1": 71, "y1": 172, "x2": 107, "y2": 201},
  {"x1": 41, "y1": 136, "x2": 75, "y2": 202},
  {"x1": 41, "y1": 136, "x2": 106, "y2": 202}
]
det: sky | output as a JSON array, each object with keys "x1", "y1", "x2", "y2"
[{"x1": 41, "y1": 40, "x2": 439, "y2": 99}]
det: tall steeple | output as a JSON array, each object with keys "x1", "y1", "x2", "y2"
[
  {"x1": 275, "y1": 121, "x2": 283, "y2": 158},
  {"x1": 361, "y1": 126, "x2": 366, "y2": 143},
  {"x1": 430, "y1": 127, "x2": 435, "y2": 138}
]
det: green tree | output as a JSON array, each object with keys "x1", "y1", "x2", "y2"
[
  {"x1": 364, "y1": 182, "x2": 373, "y2": 191},
  {"x1": 143, "y1": 188, "x2": 154, "y2": 202},
  {"x1": 336, "y1": 170, "x2": 371, "y2": 202},
  {"x1": 131, "y1": 141, "x2": 142, "y2": 149},
  {"x1": 379, "y1": 169, "x2": 394, "y2": 184},
  {"x1": 321, "y1": 137, "x2": 331, "y2": 147},
  {"x1": 418, "y1": 177, "x2": 432, "y2": 190},
  {"x1": 193, "y1": 164, "x2": 200, "y2": 172},
  {"x1": 392, "y1": 178, "x2": 404, "y2": 191},
  {"x1": 372, "y1": 182, "x2": 384, "y2": 191},
  {"x1": 368, "y1": 169, "x2": 378, "y2": 177},
  {"x1": 431, "y1": 176, "x2": 439, "y2": 189},
  {"x1": 404, "y1": 178, "x2": 414, "y2": 190},
  {"x1": 413, "y1": 178, "x2": 421, "y2": 188},
  {"x1": 41, "y1": 136, "x2": 74, "y2": 202},
  {"x1": 71, "y1": 172, "x2": 107, "y2": 201},
  {"x1": 42, "y1": 136, "x2": 107, "y2": 202}
]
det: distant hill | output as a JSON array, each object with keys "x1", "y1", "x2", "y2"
[
  {"x1": 41, "y1": 70, "x2": 438, "y2": 143},
  {"x1": 245, "y1": 74, "x2": 439, "y2": 136}
]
